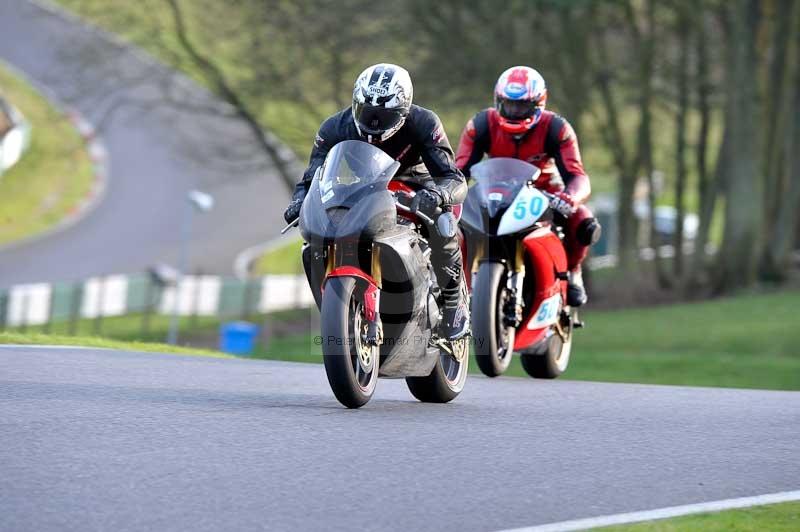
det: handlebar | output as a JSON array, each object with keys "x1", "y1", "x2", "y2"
[
  {"x1": 280, "y1": 189, "x2": 445, "y2": 235},
  {"x1": 280, "y1": 217, "x2": 299, "y2": 234},
  {"x1": 393, "y1": 190, "x2": 441, "y2": 226}
]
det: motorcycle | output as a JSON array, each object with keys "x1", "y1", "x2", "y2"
[
  {"x1": 460, "y1": 157, "x2": 582, "y2": 379},
  {"x1": 289, "y1": 140, "x2": 469, "y2": 408}
]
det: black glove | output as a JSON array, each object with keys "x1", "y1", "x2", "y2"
[
  {"x1": 411, "y1": 187, "x2": 443, "y2": 218},
  {"x1": 283, "y1": 194, "x2": 305, "y2": 224}
]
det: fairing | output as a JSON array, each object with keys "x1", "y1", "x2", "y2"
[
  {"x1": 461, "y1": 157, "x2": 543, "y2": 236},
  {"x1": 300, "y1": 140, "x2": 401, "y2": 245}
]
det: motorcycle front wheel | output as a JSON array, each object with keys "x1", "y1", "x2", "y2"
[
  {"x1": 472, "y1": 261, "x2": 515, "y2": 377},
  {"x1": 321, "y1": 276, "x2": 379, "y2": 408}
]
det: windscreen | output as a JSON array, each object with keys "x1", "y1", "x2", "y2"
[
  {"x1": 319, "y1": 140, "x2": 399, "y2": 208},
  {"x1": 470, "y1": 157, "x2": 540, "y2": 207}
]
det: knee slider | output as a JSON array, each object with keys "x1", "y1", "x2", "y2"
[{"x1": 577, "y1": 217, "x2": 602, "y2": 246}]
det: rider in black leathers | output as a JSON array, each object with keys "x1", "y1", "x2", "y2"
[{"x1": 283, "y1": 63, "x2": 469, "y2": 340}]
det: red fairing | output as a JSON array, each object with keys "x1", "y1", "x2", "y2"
[
  {"x1": 325, "y1": 266, "x2": 380, "y2": 322},
  {"x1": 325, "y1": 266, "x2": 378, "y2": 290},
  {"x1": 456, "y1": 109, "x2": 591, "y2": 204},
  {"x1": 388, "y1": 180, "x2": 415, "y2": 195},
  {"x1": 512, "y1": 228, "x2": 569, "y2": 351}
]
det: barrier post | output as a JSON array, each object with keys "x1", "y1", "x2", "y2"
[
  {"x1": 0, "y1": 289, "x2": 7, "y2": 331},
  {"x1": 19, "y1": 289, "x2": 28, "y2": 333},
  {"x1": 43, "y1": 287, "x2": 55, "y2": 335},
  {"x1": 92, "y1": 276, "x2": 105, "y2": 336},
  {"x1": 68, "y1": 282, "x2": 82, "y2": 336},
  {"x1": 141, "y1": 277, "x2": 154, "y2": 336},
  {"x1": 190, "y1": 272, "x2": 201, "y2": 328}
]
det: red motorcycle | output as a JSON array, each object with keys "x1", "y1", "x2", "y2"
[{"x1": 460, "y1": 158, "x2": 582, "y2": 378}]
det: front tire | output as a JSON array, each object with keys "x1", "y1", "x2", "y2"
[
  {"x1": 321, "y1": 277, "x2": 379, "y2": 408},
  {"x1": 472, "y1": 261, "x2": 515, "y2": 377}
]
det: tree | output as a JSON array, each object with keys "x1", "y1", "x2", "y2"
[
  {"x1": 714, "y1": 0, "x2": 763, "y2": 293},
  {"x1": 672, "y1": 0, "x2": 691, "y2": 280}
]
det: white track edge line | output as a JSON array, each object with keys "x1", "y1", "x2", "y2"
[{"x1": 494, "y1": 490, "x2": 800, "y2": 532}]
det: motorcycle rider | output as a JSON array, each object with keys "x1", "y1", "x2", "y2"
[
  {"x1": 284, "y1": 63, "x2": 470, "y2": 340},
  {"x1": 456, "y1": 66, "x2": 601, "y2": 306}
]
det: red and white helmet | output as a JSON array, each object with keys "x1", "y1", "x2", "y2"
[{"x1": 494, "y1": 66, "x2": 547, "y2": 134}]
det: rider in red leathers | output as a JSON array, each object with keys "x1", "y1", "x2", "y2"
[{"x1": 456, "y1": 66, "x2": 600, "y2": 306}]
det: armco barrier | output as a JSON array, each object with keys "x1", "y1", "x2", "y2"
[{"x1": 0, "y1": 273, "x2": 314, "y2": 330}]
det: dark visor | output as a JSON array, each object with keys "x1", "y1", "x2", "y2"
[
  {"x1": 353, "y1": 102, "x2": 404, "y2": 136},
  {"x1": 497, "y1": 97, "x2": 537, "y2": 121}
]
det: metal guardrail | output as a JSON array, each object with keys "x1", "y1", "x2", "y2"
[{"x1": 0, "y1": 273, "x2": 314, "y2": 333}]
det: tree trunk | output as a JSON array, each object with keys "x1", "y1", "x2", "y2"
[
  {"x1": 769, "y1": 12, "x2": 800, "y2": 276},
  {"x1": 628, "y1": 0, "x2": 668, "y2": 286},
  {"x1": 594, "y1": 12, "x2": 638, "y2": 272},
  {"x1": 689, "y1": 9, "x2": 716, "y2": 288},
  {"x1": 673, "y1": 1, "x2": 690, "y2": 279},
  {"x1": 714, "y1": 0, "x2": 763, "y2": 293},
  {"x1": 759, "y1": 0, "x2": 800, "y2": 279},
  {"x1": 759, "y1": 0, "x2": 795, "y2": 229}
]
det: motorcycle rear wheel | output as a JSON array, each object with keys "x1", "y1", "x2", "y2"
[
  {"x1": 321, "y1": 276, "x2": 379, "y2": 408},
  {"x1": 520, "y1": 309, "x2": 575, "y2": 379},
  {"x1": 406, "y1": 279, "x2": 469, "y2": 402}
]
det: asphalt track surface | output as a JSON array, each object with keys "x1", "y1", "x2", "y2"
[
  {"x1": 0, "y1": 0, "x2": 291, "y2": 288},
  {"x1": 2, "y1": 346, "x2": 798, "y2": 531}
]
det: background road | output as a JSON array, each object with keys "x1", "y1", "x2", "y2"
[
  {"x1": 1, "y1": 346, "x2": 798, "y2": 531},
  {"x1": 0, "y1": 0, "x2": 292, "y2": 288}
]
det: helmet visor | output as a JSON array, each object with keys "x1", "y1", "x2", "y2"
[
  {"x1": 497, "y1": 97, "x2": 538, "y2": 121},
  {"x1": 353, "y1": 102, "x2": 405, "y2": 136}
]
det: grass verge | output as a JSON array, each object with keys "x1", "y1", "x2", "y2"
[
  {"x1": 253, "y1": 237, "x2": 304, "y2": 275},
  {"x1": 0, "y1": 63, "x2": 94, "y2": 246},
  {"x1": 248, "y1": 290, "x2": 800, "y2": 391},
  {"x1": 0, "y1": 331, "x2": 229, "y2": 358},
  {"x1": 4, "y1": 291, "x2": 798, "y2": 390},
  {"x1": 596, "y1": 501, "x2": 800, "y2": 531}
]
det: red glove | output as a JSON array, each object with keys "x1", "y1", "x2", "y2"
[{"x1": 549, "y1": 191, "x2": 577, "y2": 217}]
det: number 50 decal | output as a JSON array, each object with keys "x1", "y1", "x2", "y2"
[
  {"x1": 499, "y1": 187, "x2": 548, "y2": 235},
  {"x1": 528, "y1": 293, "x2": 561, "y2": 329},
  {"x1": 513, "y1": 195, "x2": 544, "y2": 220}
]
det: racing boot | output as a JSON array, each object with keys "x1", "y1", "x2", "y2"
[
  {"x1": 441, "y1": 286, "x2": 470, "y2": 340},
  {"x1": 567, "y1": 268, "x2": 588, "y2": 307}
]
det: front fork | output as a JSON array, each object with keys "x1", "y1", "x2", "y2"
[
  {"x1": 363, "y1": 284, "x2": 383, "y2": 345},
  {"x1": 502, "y1": 241, "x2": 526, "y2": 328},
  {"x1": 324, "y1": 242, "x2": 384, "y2": 346}
]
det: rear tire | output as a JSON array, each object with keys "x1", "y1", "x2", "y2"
[
  {"x1": 520, "y1": 309, "x2": 574, "y2": 379},
  {"x1": 406, "y1": 278, "x2": 469, "y2": 403},
  {"x1": 406, "y1": 336, "x2": 469, "y2": 403},
  {"x1": 472, "y1": 261, "x2": 515, "y2": 377},
  {"x1": 321, "y1": 277, "x2": 378, "y2": 408}
]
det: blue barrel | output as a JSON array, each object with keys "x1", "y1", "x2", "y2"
[{"x1": 219, "y1": 321, "x2": 259, "y2": 355}]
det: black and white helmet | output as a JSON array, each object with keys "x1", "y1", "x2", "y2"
[{"x1": 352, "y1": 63, "x2": 413, "y2": 143}]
